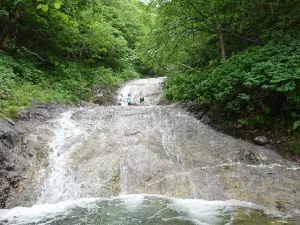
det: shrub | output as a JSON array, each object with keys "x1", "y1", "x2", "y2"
[
  {"x1": 166, "y1": 34, "x2": 300, "y2": 130},
  {"x1": 0, "y1": 53, "x2": 140, "y2": 118}
]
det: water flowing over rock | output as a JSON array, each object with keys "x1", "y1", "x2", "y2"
[{"x1": 1, "y1": 77, "x2": 300, "y2": 224}]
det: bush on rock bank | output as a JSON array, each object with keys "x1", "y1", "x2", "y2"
[{"x1": 165, "y1": 34, "x2": 300, "y2": 155}]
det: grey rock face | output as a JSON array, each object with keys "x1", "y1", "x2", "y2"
[
  {"x1": 0, "y1": 177, "x2": 10, "y2": 208},
  {"x1": 0, "y1": 119, "x2": 23, "y2": 208},
  {"x1": 0, "y1": 103, "x2": 69, "y2": 208},
  {"x1": 4, "y1": 117, "x2": 15, "y2": 126}
]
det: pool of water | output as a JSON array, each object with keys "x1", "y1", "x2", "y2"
[{"x1": 0, "y1": 195, "x2": 294, "y2": 225}]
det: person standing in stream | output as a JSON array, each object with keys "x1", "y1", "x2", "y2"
[
  {"x1": 139, "y1": 93, "x2": 144, "y2": 104},
  {"x1": 127, "y1": 94, "x2": 132, "y2": 106},
  {"x1": 117, "y1": 94, "x2": 123, "y2": 106}
]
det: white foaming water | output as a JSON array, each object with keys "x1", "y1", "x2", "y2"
[
  {"x1": 120, "y1": 164, "x2": 129, "y2": 194},
  {"x1": 37, "y1": 110, "x2": 95, "y2": 204},
  {"x1": 119, "y1": 83, "x2": 138, "y2": 106},
  {"x1": 171, "y1": 198, "x2": 259, "y2": 225},
  {"x1": 0, "y1": 195, "x2": 278, "y2": 225},
  {"x1": 0, "y1": 198, "x2": 99, "y2": 225},
  {"x1": 119, "y1": 194, "x2": 145, "y2": 211},
  {"x1": 118, "y1": 77, "x2": 166, "y2": 105}
]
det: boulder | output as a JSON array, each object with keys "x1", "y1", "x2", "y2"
[
  {"x1": 4, "y1": 117, "x2": 15, "y2": 126},
  {"x1": 254, "y1": 136, "x2": 269, "y2": 146},
  {"x1": 7, "y1": 171, "x2": 21, "y2": 187},
  {"x1": 0, "y1": 120, "x2": 21, "y2": 148}
]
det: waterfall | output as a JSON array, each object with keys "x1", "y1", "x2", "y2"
[{"x1": 0, "y1": 77, "x2": 299, "y2": 224}]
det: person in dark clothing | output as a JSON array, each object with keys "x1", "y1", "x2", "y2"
[
  {"x1": 139, "y1": 93, "x2": 144, "y2": 104},
  {"x1": 127, "y1": 94, "x2": 132, "y2": 106}
]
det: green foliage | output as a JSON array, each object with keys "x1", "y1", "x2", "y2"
[
  {"x1": 156, "y1": 0, "x2": 300, "y2": 153},
  {"x1": 0, "y1": 0, "x2": 152, "y2": 67},
  {"x1": 165, "y1": 35, "x2": 300, "y2": 131},
  {"x1": 0, "y1": 53, "x2": 140, "y2": 118},
  {"x1": 290, "y1": 139, "x2": 300, "y2": 154},
  {"x1": 142, "y1": 0, "x2": 300, "y2": 73},
  {"x1": 0, "y1": 0, "x2": 150, "y2": 117},
  {"x1": 293, "y1": 121, "x2": 300, "y2": 131}
]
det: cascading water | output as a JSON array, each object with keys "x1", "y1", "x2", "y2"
[
  {"x1": 0, "y1": 77, "x2": 300, "y2": 224},
  {"x1": 38, "y1": 110, "x2": 88, "y2": 203}
]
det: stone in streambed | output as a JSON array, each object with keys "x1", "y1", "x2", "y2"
[
  {"x1": 4, "y1": 117, "x2": 15, "y2": 126},
  {"x1": 254, "y1": 136, "x2": 269, "y2": 146},
  {"x1": 7, "y1": 171, "x2": 21, "y2": 188}
]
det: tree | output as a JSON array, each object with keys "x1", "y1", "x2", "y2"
[{"x1": 143, "y1": 0, "x2": 300, "y2": 71}]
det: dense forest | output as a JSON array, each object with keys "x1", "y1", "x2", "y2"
[
  {"x1": 0, "y1": 0, "x2": 154, "y2": 116},
  {"x1": 1, "y1": 0, "x2": 300, "y2": 153},
  {"x1": 139, "y1": 0, "x2": 300, "y2": 154}
]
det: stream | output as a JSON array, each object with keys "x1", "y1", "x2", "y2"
[{"x1": 0, "y1": 77, "x2": 300, "y2": 224}]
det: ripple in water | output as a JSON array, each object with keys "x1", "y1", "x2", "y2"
[{"x1": 0, "y1": 195, "x2": 293, "y2": 225}]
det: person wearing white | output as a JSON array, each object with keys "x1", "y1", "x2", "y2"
[
  {"x1": 117, "y1": 94, "x2": 123, "y2": 106},
  {"x1": 122, "y1": 94, "x2": 128, "y2": 106}
]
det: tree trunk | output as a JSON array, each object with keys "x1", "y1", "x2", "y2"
[
  {"x1": 71, "y1": 43, "x2": 77, "y2": 59},
  {"x1": 0, "y1": 26, "x2": 9, "y2": 49},
  {"x1": 219, "y1": 32, "x2": 226, "y2": 61},
  {"x1": 79, "y1": 44, "x2": 86, "y2": 58},
  {"x1": 217, "y1": 27, "x2": 265, "y2": 46},
  {"x1": 269, "y1": 1, "x2": 274, "y2": 14}
]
